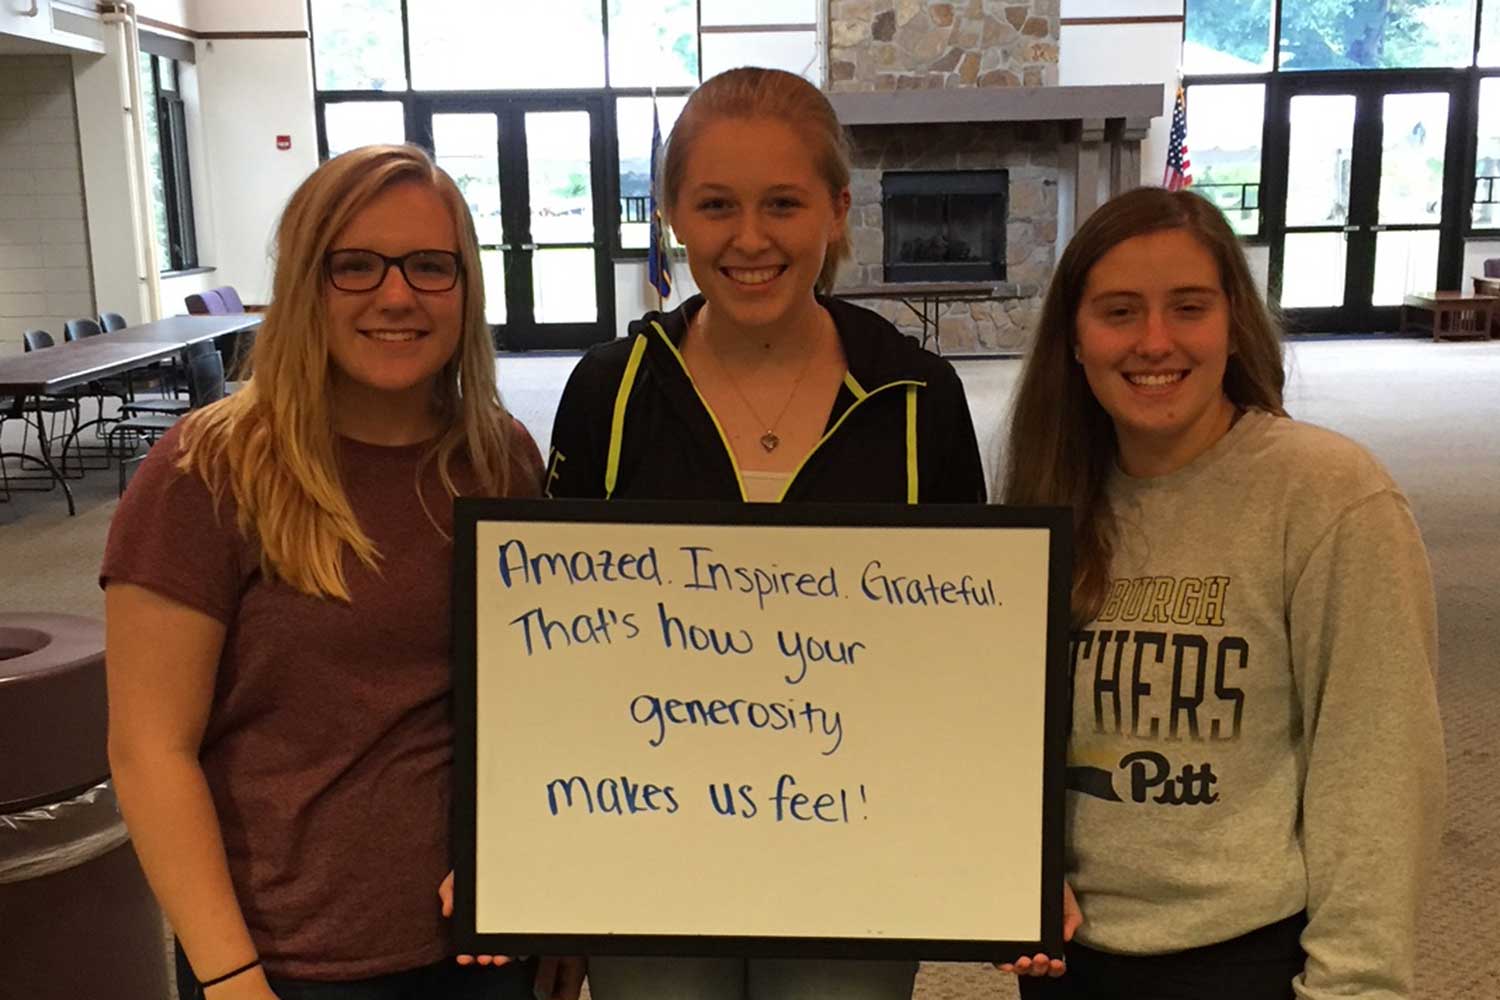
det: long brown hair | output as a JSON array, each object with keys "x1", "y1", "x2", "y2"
[
  {"x1": 176, "y1": 144, "x2": 516, "y2": 601},
  {"x1": 661, "y1": 67, "x2": 852, "y2": 292},
  {"x1": 1002, "y1": 187, "x2": 1287, "y2": 624}
]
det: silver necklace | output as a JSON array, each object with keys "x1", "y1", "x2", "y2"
[{"x1": 699, "y1": 313, "x2": 819, "y2": 453}]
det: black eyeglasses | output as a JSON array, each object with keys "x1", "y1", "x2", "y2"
[{"x1": 325, "y1": 249, "x2": 462, "y2": 293}]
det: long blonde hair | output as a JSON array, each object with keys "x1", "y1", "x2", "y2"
[
  {"x1": 1002, "y1": 188, "x2": 1287, "y2": 624},
  {"x1": 661, "y1": 67, "x2": 852, "y2": 293},
  {"x1": 176, "y1": 144, "x2": 515, "y2": 601}
]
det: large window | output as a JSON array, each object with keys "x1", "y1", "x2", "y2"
[
  {"x1": 616, "y1": 96, "x2": 687, "y2": 249},
  {"x1": 1184, "y1": 0, "x2": 1274, "y2": 73},
  {"x1": 1185, "y1": 1, "x2": 1499, "y2": 236},
  {"x1": 609, "y1": 0, "x2": 698, "y2": 88},
  {"x1": 310, "y1": 0, "x2": 406, "y2": 90},
  {"x1": 1476, "y1": 77, "x2": 1500, "y2": 227},
  {"x1": 702, "y1": 0, "x2": 820, "y2": 82},
  {"x1": 139, "y1": 52, "x2": 197, "y2": 273},
  {"x1": 408, "y1": 1, "x2": 605, "y2": 90},
  {"x1": 324, "y1": 100, "x2": 406, "y2": 157},
  {"x1": 311, "y1": 1, "x2": 823, "y2": 259},
  {"x1": 1278, "y1": 0, "x2": 1477, "y2": 70},
  {"x1": 1187, "y1": 0, "x2": 1483, "y2": 72},
  {"x1": 1185, "y1": 84, "x2": 1266, "y2": 235},
  {"x1": 1483, "y1": 0, "x2": 1500, "y2": 65}
]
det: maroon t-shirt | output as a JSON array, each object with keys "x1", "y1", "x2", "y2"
[{"x1": 101, "y1": 421, "x2": 542, "y2": 980}]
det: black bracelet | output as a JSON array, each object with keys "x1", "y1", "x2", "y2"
[{"x1": 200, "y1": 958, "x2": 261, "y2": 989}]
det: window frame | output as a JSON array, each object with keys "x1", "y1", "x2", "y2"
[{"x1": 141, "y1": 53, "x2": 199, "y2": 273}]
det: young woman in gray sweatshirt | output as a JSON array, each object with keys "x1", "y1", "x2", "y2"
[{"x1": 1000, "y1": 186, "x2": 1444, "y2": 1000}]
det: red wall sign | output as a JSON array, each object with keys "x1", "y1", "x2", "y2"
[{"x1": 276, "y1": 135, "x2": 291, "y2": 151}]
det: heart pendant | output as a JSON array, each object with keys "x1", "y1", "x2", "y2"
[{"x1": 759, "y1": 432, "x2": 780, "y2": 453}]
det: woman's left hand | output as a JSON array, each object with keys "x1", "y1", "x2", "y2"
[
  {"x1": 437, "y1": 872, "x2": 587, "y2": 999},
  {"x1": 438, "y1": 871, "x2": 512, "y2": 967},
  {"x1": 995, "y1": 881, "x2": 1083, "y2": 977}
]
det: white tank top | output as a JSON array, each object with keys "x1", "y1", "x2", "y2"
[{"x1": 741, "y1": 469, "x2": 791, "y2": 503}]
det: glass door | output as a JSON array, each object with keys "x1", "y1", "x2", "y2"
[
  {"x1": 1267, "y1": 74, "x2": 1466, "y2": 332},
  {"x1": 417, "y1": 97, "x2": 613, "y2": 351}
]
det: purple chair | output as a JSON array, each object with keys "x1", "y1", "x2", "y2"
[
  {"x1": 184, "y1": 290, "x2": 227, "y2": 315},
  {"x1": 1484, "y1": 259, "x2": 1500, "y2": 278},
  {"x1": 211, "y1": 286, "x2": 246, "y2": 313}
]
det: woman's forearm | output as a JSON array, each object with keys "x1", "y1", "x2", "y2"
[{"x1": 111, "y1": 748, "x2": 262, "y2": 987}]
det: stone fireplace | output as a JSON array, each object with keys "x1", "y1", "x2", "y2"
[{"x1": 826, "y1": 0, "x2": 1163, "y2": 353}]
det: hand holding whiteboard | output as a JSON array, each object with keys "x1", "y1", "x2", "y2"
[{"x1": 451, "y1": 500, "x2": 1071, "y2": 960}]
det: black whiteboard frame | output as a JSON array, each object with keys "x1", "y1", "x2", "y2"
[{"x1": 452, "y1": 498, "x2": 1071, "y2": 961}]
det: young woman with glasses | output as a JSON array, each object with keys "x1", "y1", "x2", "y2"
[{"x1": 101, "y1": 145, "x2": 557, "y2": 1000}]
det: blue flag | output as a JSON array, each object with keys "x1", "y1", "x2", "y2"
[{"x1": 647, "y1": 102, "x2": 672, "y2": 302}]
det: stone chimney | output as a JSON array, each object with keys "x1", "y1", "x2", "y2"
[{"x1": 829, "y1": 1, "x2": 1059, "y2": 93}]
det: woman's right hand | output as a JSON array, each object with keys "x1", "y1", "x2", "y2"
[{"x1": 996, "y1": 882, "x2": 1082, "y2": 977}]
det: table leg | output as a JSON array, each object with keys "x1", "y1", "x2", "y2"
[{"x1": 0, "y1": 447, "x2": 76, "y2": 516}]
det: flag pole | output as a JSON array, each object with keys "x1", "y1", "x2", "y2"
[
  {"x1": 653, "y1": 89, "x2": 662, "y2": 313},
  {"x1": 651, "y1": 88, "x2": 663, "y2": 313}
]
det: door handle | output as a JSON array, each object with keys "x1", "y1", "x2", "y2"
[
  {"x1": 1370, "y1": 224, "x2": 1387, "y2": 232},
  {"x1": 521, "y1": 243, "x2": 538, "y2": 251},
  {"x1": 1341, "y1": 225, "x2": 1360, "y2": 232}
]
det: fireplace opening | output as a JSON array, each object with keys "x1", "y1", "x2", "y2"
[{"x1": 881, "y1": 170, "x2": 1008, "y2": 283}]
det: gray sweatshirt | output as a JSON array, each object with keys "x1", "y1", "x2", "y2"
[{"x1": 1065, "y1": 409, "x2": 1444, "y2": 1000}]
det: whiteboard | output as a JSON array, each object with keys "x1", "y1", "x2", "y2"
[{"x1": 452, "y1": 500, "x2": 1070, "y2": 960}]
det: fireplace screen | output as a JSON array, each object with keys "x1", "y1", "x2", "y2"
[{"x1": 882, "y1": 170, "x2": 1008, "y2": 283}]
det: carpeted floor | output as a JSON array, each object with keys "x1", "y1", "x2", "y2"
[{"x1": 1, "y1": 338, "x2": 1495, "y2": 999}]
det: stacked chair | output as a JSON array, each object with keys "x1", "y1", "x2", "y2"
[
  {"x1": 184, "y1": 286, "x2": 255, "y2": 378},
  {"x1": 14, "y1": 330, "x2": 86, "y2": 479},
  {"x1": 108, "y1": 346, "x2": 227, "y2": 495}
]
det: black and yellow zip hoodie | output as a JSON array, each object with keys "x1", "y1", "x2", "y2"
[{"x1": 544, "y1": 294, "x2": 985, "y2": 504}]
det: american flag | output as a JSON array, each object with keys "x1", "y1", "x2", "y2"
[
  {"x1": 1163, "y1": 85, "x2": 1192, "y2": 192},
  {"x1": 646, "y1": 101, "x2": 672, "y2": 304}
]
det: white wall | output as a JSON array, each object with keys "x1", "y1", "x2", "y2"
[
  {"x1": 1463, "y1": 239, "x2": 1500, "y2": 284},
  {"x1": 1059, "y1": 0, "x2": 1182, "y2": 186},
  {"x1": 0, "y1": 54, "x2": 92, "y2": 357},
  {"x1": 613, "y1": 259, "x2": 700, "y2": 337},
  {"x1": 189, "y1": 36, "x2": 316, "y2": 304},
  {"x1": 191, "y1": 0, "x2": 307, "y2": 34},
  {"x1": 159, "y1": 265, "x2": 218, "y2": 310},
  {"x1": 61, "y1": 0, "x2": 317, "y2": 314},
  {"x1": 132, "y1": 0, "x2": 192, "y2": 27},
  {"x1": 72, "y1": 25, "x2": 154, "y2": 326}
]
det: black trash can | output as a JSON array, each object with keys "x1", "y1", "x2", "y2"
[{"x1": 0, "y1": 613, "x2": 169, "y2": 1000}]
